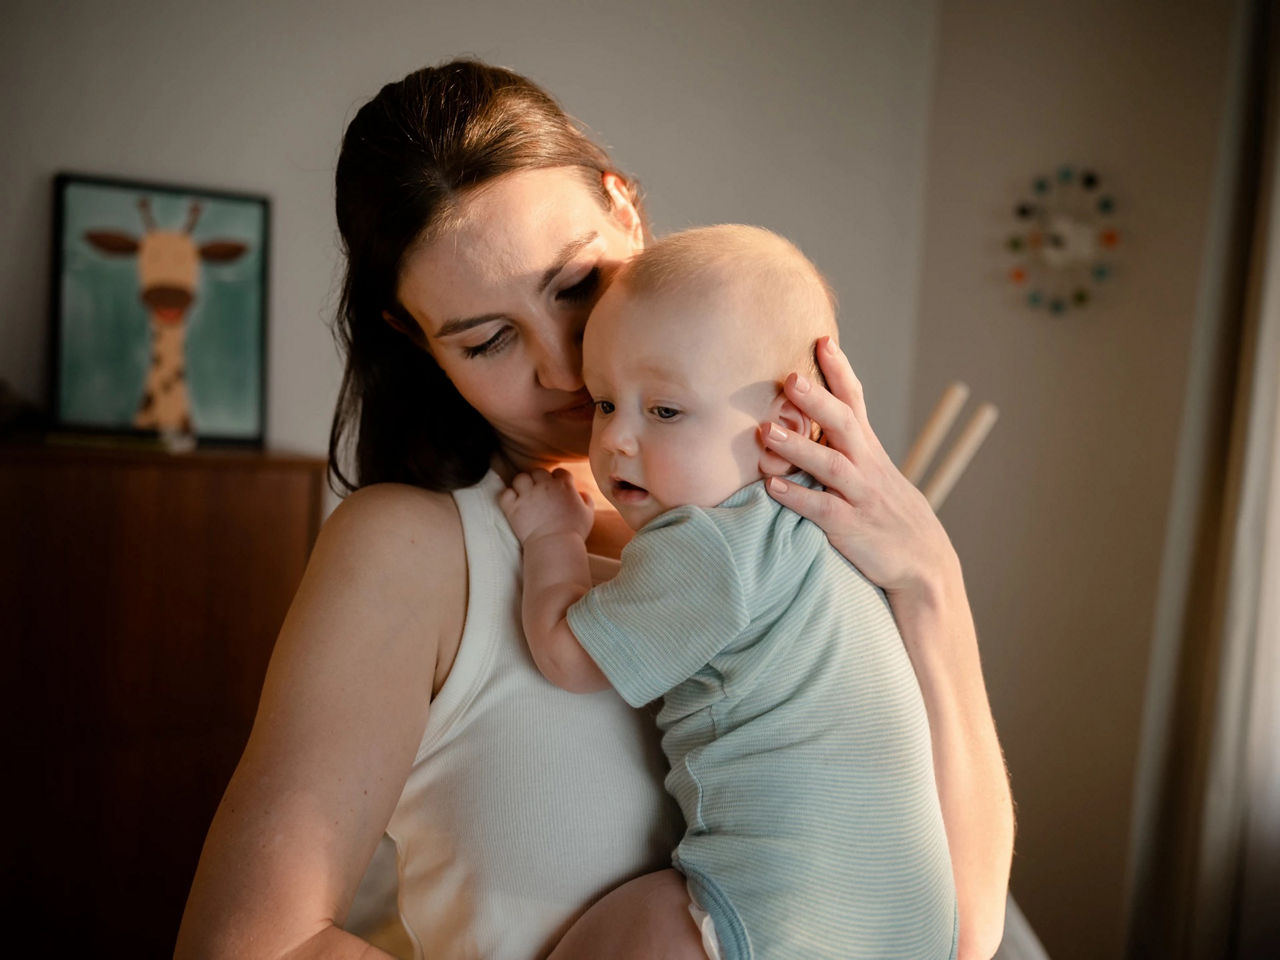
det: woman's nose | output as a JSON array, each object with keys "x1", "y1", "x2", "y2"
[{"x1": 531, "y1": 325, "x2": 584, "y2": 393}]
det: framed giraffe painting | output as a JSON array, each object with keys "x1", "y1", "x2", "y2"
[{"x1": 50, "y1": 172, "x2": 269, "y2": 448}]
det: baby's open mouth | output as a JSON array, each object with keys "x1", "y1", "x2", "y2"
[{"x1": 610, "y1": 478, "x2": 649, "y2": 501}]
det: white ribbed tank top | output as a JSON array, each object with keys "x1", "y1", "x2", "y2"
[{"x1": 385, "y1": 470, "x2": 680, "y2": 959}]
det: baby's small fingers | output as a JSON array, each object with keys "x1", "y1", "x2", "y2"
[
  {"x1": 529, "y1": 468, "x2": 553, "y2": 483},
  {"x1": 498, "y1": 488, "x2": 518, "y2": 511},
  {"x1": 551, "y1": 468, "x2": 580, "y2": 491},
  {"x1": 511, "y1": 472, "x2": 533, "y2": 494},
  {"x1": 579, "y1": 490, "x2": 594, "y2": 508}
]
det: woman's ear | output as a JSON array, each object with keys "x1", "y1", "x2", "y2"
[
  {"x1": 382, "y1": 308, "x2": 427, "y2": 350},
  {"x1": 758, "y1": 393, "x2": 815, "y2": 477},
  {"x1": 602, "y1": 172, "x2": 644, "y2": 251}
]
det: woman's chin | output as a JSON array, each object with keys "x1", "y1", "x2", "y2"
[
  {"x1": 497, "y1": 421, "x2": 589, "y2": 461},
  {"x1": 541, "y1": 418, "x2": 593, "y2": 457}
]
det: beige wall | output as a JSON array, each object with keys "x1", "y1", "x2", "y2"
[
  {"x1": 0, "y1": 0, "x2": 938, "y2": 484},
  {"x1": 909, "y1": 2, "x2": 1238, "y2": 957}
]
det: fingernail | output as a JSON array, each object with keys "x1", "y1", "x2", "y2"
[
  {"x1": 768, "y1": 423, "x2": 787, "y2": 442},
  {"x1": 769, "y1": 477, "x2": 788, "y2": 493},
  {"x1": 823, "y1": 338, "x2": 839, "y2": 355},
  {"x1": 793, "y1": 374, "x2": 810, "y2": 393}
]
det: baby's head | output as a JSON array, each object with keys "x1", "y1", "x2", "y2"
[{"x1": 583, "y1": 224, "x2": 838, "y2": 529}]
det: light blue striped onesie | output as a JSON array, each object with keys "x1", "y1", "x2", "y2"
[{"x1": 566, "y1": 473, "x2": 958, "y2": 960}]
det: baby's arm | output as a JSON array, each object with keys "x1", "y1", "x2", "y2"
[{"x1": 499, "y1": 468, "x2": 611, "y2": 693}]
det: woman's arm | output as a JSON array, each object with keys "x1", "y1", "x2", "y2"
[
  {"x1": 761, "y1": 337, "x2": 1013, "y2": 960},
  {"x1": 175, "y1": 483, "x2": 466, "y2": 960}
]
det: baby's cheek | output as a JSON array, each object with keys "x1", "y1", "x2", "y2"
[{"x1": 670, "y1": 446, "x2": 749, "y2": 507}]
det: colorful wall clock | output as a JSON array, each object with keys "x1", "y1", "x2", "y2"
[{"x1": 1006, "y1": 166, "x2": 1119, "y2": 316}]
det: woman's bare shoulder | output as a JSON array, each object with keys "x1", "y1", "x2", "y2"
[
  {"x1": 301, "y1": 482, "x2": 467, "y2": 639},
  {"x1": 325, "y1": 481, "x2": 461, "y2": 545},
  {"x1": 260, "y1": 481, "x2": 468, "y2": 722}
]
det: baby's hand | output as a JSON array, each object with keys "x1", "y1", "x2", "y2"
[{"x1": 499, "y1": 468, "x2": 595, "y2": 545}]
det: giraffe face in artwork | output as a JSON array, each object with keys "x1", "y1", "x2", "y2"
[
  {"x1": 137, "y1": 230, "x2": 200, "y2": 323},
  {"x1": 83, "y1": 197, "x2": 249, "y2": 435}
]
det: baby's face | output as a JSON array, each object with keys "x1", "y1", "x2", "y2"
[{"x1": 582, "y1": 283, "x2": 776, "y2": 529}]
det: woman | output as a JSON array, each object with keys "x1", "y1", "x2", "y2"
[{"x1": 176, "y1": 59, "x2": 1012, "y2": 960}]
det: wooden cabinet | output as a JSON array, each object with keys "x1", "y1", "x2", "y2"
[{"x1": 1, "y1": 443, "x2": 327, "y2": 954}]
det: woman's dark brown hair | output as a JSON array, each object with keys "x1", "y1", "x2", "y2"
[{"x1": 329, "y1": 58, "x2": 642, "y2": 494}]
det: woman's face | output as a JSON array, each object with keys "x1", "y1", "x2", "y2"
[{"x1": 396, "y1": 167, "x2": 645, "y2": 470}]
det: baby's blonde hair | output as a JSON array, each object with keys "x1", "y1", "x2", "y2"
[{"x1": 617, "y1": 224, "x2": 839, "y2": 386}]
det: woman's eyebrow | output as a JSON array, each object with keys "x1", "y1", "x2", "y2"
[
  {"x1": 434, "y1": 312, "x2": 506, "y2": 338},
  {"x1": 538, "y1": 232, "x2": 598, "y2": 292},
  {"x1": 434, "y1": 232, "x2": 600, "y2": 338}
]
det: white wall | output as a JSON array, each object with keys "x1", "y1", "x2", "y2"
[
  {"x1": 909, "y1": 2, "x2": 1238, "y2": 958},
  {"x1": 0, "y1": 0, "x2": 938, "y2": 481}
]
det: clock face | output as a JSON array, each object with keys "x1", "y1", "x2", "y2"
[{"x1": 1007, "y1": 166, "x2": 1118, "y2": 315}]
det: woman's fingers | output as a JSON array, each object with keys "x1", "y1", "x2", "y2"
[
  {"x1": 815, "y1": 336, "x2": 869, "y2": 425},
  {"x1": 782, "y1": 371, "x2": 868, "y2": 465},
  {"x1": 766, "y1": 474, "x2": 854, "y2": 529},
  {"x1": 761, "y1": 422, "x2": 867, "y2": 501}
]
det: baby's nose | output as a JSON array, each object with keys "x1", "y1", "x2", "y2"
[{"x1": 600, "y1": 419, "x2": 638, "y2": 456}]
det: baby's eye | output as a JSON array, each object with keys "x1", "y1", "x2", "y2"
[
  {"x1": 651, "y1": 406, "x2": 681, "y2": 420},
  {"x1": 594, "y1": 399, "x2": 615, "y2": 415}
]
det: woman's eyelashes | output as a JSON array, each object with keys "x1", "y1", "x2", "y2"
[
  {"x1": 462, "y1": 326, "x2": 514, "y2": 359},
  {"x1": 557, "y1": 266, "x2": 601, "y2": 303},
  {"x1": 460, "y1": 266, "x2": 600, "y2": 360}
]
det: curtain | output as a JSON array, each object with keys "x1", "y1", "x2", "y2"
[{"x1": 1125, "y1": 1, "x2": 1280, "y2": 957}]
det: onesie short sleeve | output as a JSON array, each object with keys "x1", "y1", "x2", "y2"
[{"x1": 567, "y1": 507, "x2": 749, "y2": 707}]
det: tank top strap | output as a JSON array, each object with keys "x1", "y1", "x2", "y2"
[{"x1": 413, "y1": 469, "x2": 520, "y2": 761}]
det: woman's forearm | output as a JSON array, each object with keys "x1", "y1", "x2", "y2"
[
  {"x1": 891, "y1": 557, "x2": 1013, "y2": 960},
  {"x1": 179, "y1": 922, "x2": 396, "y2": 960},
  {"x1": 277, "y1": 926, "x2": 397, "y2": 960}
]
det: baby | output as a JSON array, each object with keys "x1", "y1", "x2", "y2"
[{"x1": 499, "y1": 225, "x2": 957, "y2": 960}]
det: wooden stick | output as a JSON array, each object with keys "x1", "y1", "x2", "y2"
[
  {"x1": 901, "y1": 381, "x2": 970, "y2": 483},
  {"x1": 922, "y1": 403, "x2": 999, "y2": 511}
]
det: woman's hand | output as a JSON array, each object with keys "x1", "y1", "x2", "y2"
[
  {"x1": 761, "y1": 335, "x2": 1013, "y2": 960},
  {"x1": 760, "y1": 336, "x2": 960, "y2": 605}
]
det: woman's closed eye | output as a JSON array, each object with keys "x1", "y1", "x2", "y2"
[
  {"x1": 556, "y1": 266, "x2": 601, "y2": 303},
  {"x1": 462, "y1": 326, "x2": 514, "y2": 359}
]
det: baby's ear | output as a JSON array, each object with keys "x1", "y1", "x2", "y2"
[{"x1": 758, "y1": 393, "x2": 815, "y2": 477}]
